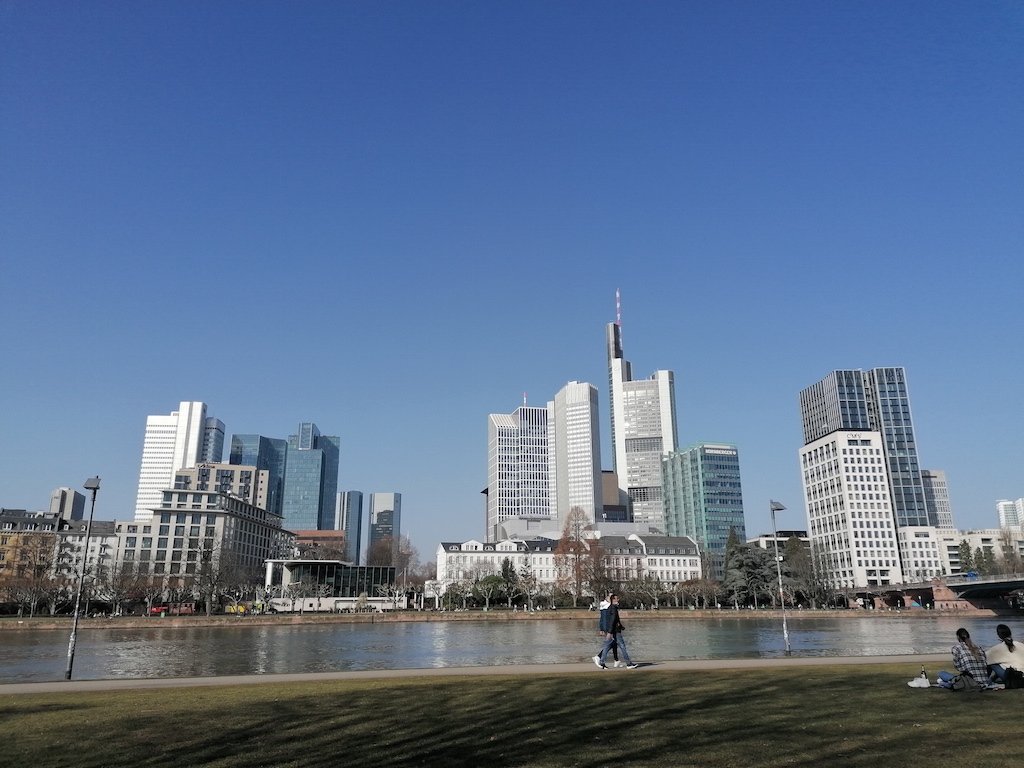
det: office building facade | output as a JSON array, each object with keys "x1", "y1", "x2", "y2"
[
  {"x1": 997, "y1": 499, "x2": 1024, "y2": 530},
  {"x1": 49, "y1": 488, "x2": 85, "y2": 521},
  {"x1": 368, "y1": 492, "x2": 402, "y2": 562},
  {"x1": 800, "y1": 430, "x2": 904, "y2": 588},
  {"x1": 799, "y1": 368, "x2": 929, "y2": 527},
  {"x1": 337, "y1": 491, "x2": 364, "y2": 564},
  {"x1": 549, "y1": 381, "x2": 603, "y2": 528},
  {"x1": 606, "y1": 322, "x2": 677, "y2": 529},
  {"x1": 486, "y1": 405, "x2": 553, "y2": 542},
  {"x1": 662, "y1": 443, "x2": 746, "y2": 579},
  {"x1": 229, "y1": 435, "x2": 288, "y2": 516},
  {"x1": 281, "y1": 423, "x2": 341, "y2": 532},
  {"x1": 922, "y1": 470, "x2": 955, "y2": 529},
  {"x1": 134, "y1": 401, "x2": 224, "y2": 520}
]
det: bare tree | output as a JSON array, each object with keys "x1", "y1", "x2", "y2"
[
  {"x1": 94, "y1": 560, "x2": 142, "y2": 616},
  {"x1": 366, "y1": 536, "x2": 395, "y2": 567},
  {"x1": 554, "y1": 508, "x2": 590, "y2": 607},
  {"x1": 518, "y1": 565, "x2": 540, "y2": 611}
]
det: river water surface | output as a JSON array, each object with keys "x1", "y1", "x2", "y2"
[{"x1": 3, "y1": 614, "x2": 1020, "y2": 683}]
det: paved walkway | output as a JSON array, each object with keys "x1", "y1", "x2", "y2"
[{"x1": 0, "y1": 653, "x2": 949, "y2": 696}]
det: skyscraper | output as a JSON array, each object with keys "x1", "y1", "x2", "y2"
[
  {"x1": 229, "y1": 434, "x2": 288, "y2": 516},
  {"x1": 282, "y1": 423, "x2": 340, "y2": 531},
  {"x1": 997, "y1": 499, "x2": 1023, "y2": 530},
  {"x1": 799, "y1": 368, "x2": 929, "y2": 527},
  {"x1": 662, "y1": 443, "x2": 746, "y2": 579},
  {"x1": 606, "y1": 321, "x2": 677, "y2": 529},
  {"x1": 486, "y1": 405, "x2": 553, "y2": 542},
  {"x1": 549, "y1": 381, "x2": 603, "y2": 528},
  {"x1": 133, "y1": 401, "x2": 224, "y2": 520},
  {"x1": 799, "y1": 429, "x2": 904, "y2": 588},
  {"x1": 337, "y1": 490, "x2": 364, "y2": 563},
  {"x1": 922, "y1": 470, "x2": 955, "y2": 529},
  {"x1": 49, "y1": 487, "x2": 85, "y2": 521},
  {"x1": 368, "y1": 492, "x2": 402, "y2": 563}
]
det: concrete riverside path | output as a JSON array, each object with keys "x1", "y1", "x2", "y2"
[{"x1": 0, "y1": 653, "x2": 949, "y2": 696}]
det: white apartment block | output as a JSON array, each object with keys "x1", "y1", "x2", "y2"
[
  {"x1": 134, "y1": 401, "x2": 224, "y2": 520},
  {"x1": 801, "y1": 431, "x2": 904, "y2": 589},
  {"x1": 549, "y1": 381, "x2": 602, "y2": 527},
  {"x1": 996, "y1": 499, "x2": 1023, "y2": 530},
  {"x1": 435, "y1": 534, "x2": 701, "y2": 597}
]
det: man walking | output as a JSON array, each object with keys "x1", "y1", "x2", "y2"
[
  {"x1": 592, "y1": 592, "x2": 621, "y2": 668},
  {"x1": 597, "y1": 594, "x2": 637, "y2": 669}
]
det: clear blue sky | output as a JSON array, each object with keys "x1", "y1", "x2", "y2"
[{"x1": 2, "y1": 2, "x2": 1022, "y2": 561}]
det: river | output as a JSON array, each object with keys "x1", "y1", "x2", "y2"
[{"x1": 2, "y1": 614, "x2": 1019, "y2": 683}]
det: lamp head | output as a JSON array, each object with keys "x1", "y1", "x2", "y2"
[
  {"x1": 84, "y1": 477, "x2": 101, "y2": 492},
  {"x1": 770, "y1": 501, "x2": 786, "y2": 512}
]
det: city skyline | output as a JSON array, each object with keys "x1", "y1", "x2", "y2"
[{"x1": 2, "y1": 4, "x2": 1021, "y2": 558}]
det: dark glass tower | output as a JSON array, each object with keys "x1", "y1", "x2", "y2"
[
  {"x1": 283, "y1": 423, "x2": 341, "y2": 531},
  {"x1": 229, "y1": 434, "x2": 287, "y2": 517}
]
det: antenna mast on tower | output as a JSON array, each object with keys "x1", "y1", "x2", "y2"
[{"x1": 616, "y1": 288, "x2": 622, "y2": 350}]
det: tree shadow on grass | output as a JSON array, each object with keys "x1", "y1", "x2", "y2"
[{"x1": 3, "y1": 666, "x2": 1024, "y2": 767}]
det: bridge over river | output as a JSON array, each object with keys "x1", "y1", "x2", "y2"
[{"x1": 845, "y1": 573, "x2": 1024, "y2": 612}]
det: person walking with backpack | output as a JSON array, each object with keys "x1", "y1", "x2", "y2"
[
  {"x1": 593, "y1": 592, "x2": 621, "y2": 668},
  {"x1": 597, "y1": 594, "x2": 637, "y2": 670}
]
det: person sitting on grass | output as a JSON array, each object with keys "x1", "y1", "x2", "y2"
[
  {"x1": 986, "y1": 624, "x2": 1022, "y2": 685},
  {"x1": 937, "y1": 628, "x2": 988, "y2": 689}
]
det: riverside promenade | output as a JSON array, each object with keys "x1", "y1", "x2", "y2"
[{"x1": 0, "y1": 652, "x2": 949, "y2": 696}]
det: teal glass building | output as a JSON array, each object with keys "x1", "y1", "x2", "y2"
[{"x1": 662, "y1": 443, "x2": 746, "y2": 580}]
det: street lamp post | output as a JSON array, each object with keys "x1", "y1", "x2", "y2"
[
  {"x1": 65, "y1": 476, "x2": 100, "y2": 680},
  {"x1": 770, "y1": 500, "x2": 791, "y2": 654}
]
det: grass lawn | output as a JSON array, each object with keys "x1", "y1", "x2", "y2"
[{"x1": 2, "y1": 664, "x2": 1020, "y2": 767}]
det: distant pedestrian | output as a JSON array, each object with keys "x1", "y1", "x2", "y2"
[
  {"x1": 596, "y1": 594, "x2": 637, "y2": 670},
  {"x1": 592, "y1": 593, "x2": 621, "y2": 668}
]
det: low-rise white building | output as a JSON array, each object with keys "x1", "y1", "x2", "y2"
[{"x1": 435, "y1": 533, "x2": 701, "y2": 597}]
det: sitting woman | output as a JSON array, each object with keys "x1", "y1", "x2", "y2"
[
  {"x1": 986, "y1": 624, "x2": 1021, "y2": 684},
  {"x1": 937, "y1": 628, "x2": 988, "y2": 688}
]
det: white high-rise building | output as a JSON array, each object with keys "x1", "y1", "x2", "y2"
[
  {"x1": 486, "y1": 405, "x2": 553, "y2": 542},
  {"x1": 922, "y1": 470, "x2": 955, "y2": 529},
  {"x1": 133, "y1": 401, "x2": 224, "y2": 520},
  {"x1": 606, "y1": 321, "x2": 677, "y2": 529},
  {"x1": 800, "y1": 430, "x2": 904, "y2": 589},
  {"x1": 548, "y1": 381, "x2": 602, "y2": 528},
  {"x1": 997, "y1": 499, "x2": 1024, "y2": 530}
]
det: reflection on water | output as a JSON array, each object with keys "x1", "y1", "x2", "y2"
[{"x1": 3, "y1": 614, "x2": 1021, "y2": 683}]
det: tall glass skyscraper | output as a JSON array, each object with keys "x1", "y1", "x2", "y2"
[
  {"x1": 230, "y1": 423, "x2": 339, "y2": 531},
  {"x1": 606, "y1": 321, "x2": 677, "y2": 529},
  {"x1": 230, "y1": 434, "x2": 288, "y2": 517},
  {"x1": 282, "y1": 423, "x2": 340, "y2": 531},
  {"x1": 662, "y1": 443, "x2": 746, "y2": 580},
  {"x1": 799, "y1": 367, "x2": 930, "y2": 528}
]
